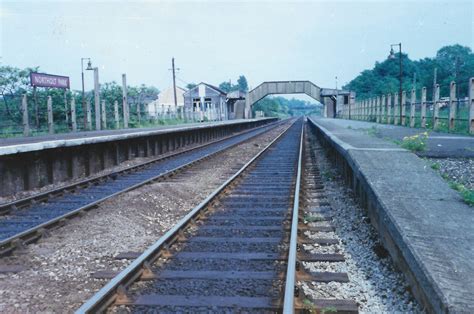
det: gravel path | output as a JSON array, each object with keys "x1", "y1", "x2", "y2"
[
  {"x1": 301, "y1": 133, "x2": 424, "y2": 313},
  {"x1": 0, "y1": 122, "x2": 291, "y2": 313},
  {"x1": 426, "y1": 158, "x2": 474, "y2": 190}
]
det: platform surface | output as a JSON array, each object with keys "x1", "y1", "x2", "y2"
[
  {"x1": 0, "y1": 118, "x2": 270, "y2": 156},
  {"x1": 310, "y1": 117, "x2": 474, "y2": 313},
  {"x1": 324, "y1": 118, "x2": 474, "y2": 158}
]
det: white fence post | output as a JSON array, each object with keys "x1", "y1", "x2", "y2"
[
  {"x1": 86, "y1": 99, "x2": 92, "y2": 130},
  {"x1": 387, "y1": 94, "x2": 392, "y2": 124},
  {"x1": 375, "y1": 96, "x2": 380, "y2": 123},
  {"x1": 71, "y1": 97, "x2": 77, "y2": 132},
  {"x1": 22, "y1": 94, "x2": 30, "y2": 136},
  {"x1": 381, "y1": 95, "x2": 386, "y2": 123},
  {"x1": 449, "y1": 81, "x2": 456, "y2": 131},
  {"x1": 433, "y1": 84, "x2": 440, "y2": 130},
  {"x1": 401, "y1": 91, "x2": 407, "y2": 126},
  {"x1": 101, "y1": 100, "x2": 107, "y2": 129},
  {"x1": 410, "y1": 88, "x2": 416, "y2": 128},
  {"x1": 394, "y1": 93, "x2": 399, "y2": 125},
  {"x1": 137, "y1": 103, "x2": 141, "y2": 126},
  {"x1": 122, "y1": 74, "x2": 129, "y2": 128},
  {"x1": 94, "y1": 68, "x2": 101, "y2": 130},
  {"x1": 469, "y1": 77, "x2": 474, "y2": 134},
  {"x1": 47, "y1": 96, "x2": 54, "y2": 134},
  {"x1": 421, "y1": 87, "x2": 427, "y2": 128},
  {"x1": 64, "y1": 91, "x2": 69, "y2": 126},
  {"x1": 114, "y1": 100, "x2": 120, "y2": 129}
]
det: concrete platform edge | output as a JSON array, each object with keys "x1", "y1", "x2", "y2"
[
  {"x1": 307, "y1": 117, "x2": 467, "y2": 314},
  {"x1": 0, "y1": 118, "x2": 274, "y2": 156}
]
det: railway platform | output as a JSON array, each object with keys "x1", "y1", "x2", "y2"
[
  {"x1": 324, "y1": 118, "x2": 474, "y2": 158},
  {"x1": 308, "y1": 117, "x2": 474, "y2": 313},
  {"x1": 0, "y1": 118, "x2": 277, "y2": 197},
  {"x1": 0, "y1": 119, "x2": 273, "y2": 155}
]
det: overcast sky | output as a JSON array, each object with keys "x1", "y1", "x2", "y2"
[{"x1": 1, "y1": 0, "x2": 473, "y2": 93}]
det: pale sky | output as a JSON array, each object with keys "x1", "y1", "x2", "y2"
[{"x1": 1, "y1": 0, "x2": 473, "y2": 93}]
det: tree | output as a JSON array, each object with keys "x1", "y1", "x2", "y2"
[
  {"x1": 186, "y1": 83, "x2": 197, "y2": 90},
  {"x1": 435, "y1": 45, "x2": 473, "y2": 96},
  {"x1": 218, "y1": 81, "x2": 232, "y2": 92},
  {"x1": 237, "y1": 75, "x2": 248, "y2": 91},
  {"x1": 98, "y1": 81, "x2": 124, "y2": 119},
  {"x1": 126, "y1": 84, "x2": 159, "y2": 122},
  {"x1": 0, "y1": 66, "x2": 36, "y2": 120},
  {"x1": 343, "y1": 45, "x2": 474, "y2": 100},
  {"x1": 218, "y1": 75, "x2": 249, "y2": 93},
  {"x1": 252, "y1": 96, "x2": 320, "y2": 117}
]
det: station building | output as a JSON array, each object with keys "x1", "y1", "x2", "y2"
[
  {"x1": 183, "y1": 83, "x2": 228, "y2": 121},
  {"x1": 146, "y1": 86, "x2": 186, "y2": 118}
]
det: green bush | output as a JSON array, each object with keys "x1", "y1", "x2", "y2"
[
  {"x1": 449, "y1": 182, "x2": 474, "y2": 206},
  {"x1": 400, "y1": 132, "x2": 429, "y2": 152}
]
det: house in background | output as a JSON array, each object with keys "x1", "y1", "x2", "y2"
[
  {"x1": 147, "y1": 86, "x2": 186, "y2": 118},
  {"x1": 183, "y1": 83, "x2": 228, "y2": 121}
]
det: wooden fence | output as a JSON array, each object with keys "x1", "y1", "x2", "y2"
[{"x1": 340, "y1": 77, "x2": 474, "y2": 134}]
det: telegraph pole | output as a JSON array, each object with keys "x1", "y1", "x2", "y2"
[{"x1": 171, "y1": 58, "x2": 179, "y2": 115}]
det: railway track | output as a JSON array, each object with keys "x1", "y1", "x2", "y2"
[
  {"x1": 77, "y1": 118, "x2": 359, "y2": 313},
  {"x1": 0, "y1": 120, "x2": 285, "y2": 256}
]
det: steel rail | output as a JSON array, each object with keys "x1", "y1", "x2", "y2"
[
  {"x1": 282, "y1": 119, "x2": 304, "y2": 313},
  {"x1": 0, "y1": 120, "x2": 282, "y2": 215},
  {"x1": 75, "y1": 119, "x2": 298, "y2": 314},
  {"x1": 0, "y1": 120, "x2": 286, "y2": 255}
]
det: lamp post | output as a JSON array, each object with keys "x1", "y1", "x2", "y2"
[
  {"x1": 388, "y1": 43, "x2": 402, "y2": 123},
  {"x1": 81, "y1": 58, "x2": 93, "y2": 129},
  {"x1": 86, "y1": 64, "x2": 100, "y2": 130}
]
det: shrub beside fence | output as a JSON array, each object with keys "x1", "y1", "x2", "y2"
[{"x1": 340, "y1": 77, "x2": 474, "y2": 135}]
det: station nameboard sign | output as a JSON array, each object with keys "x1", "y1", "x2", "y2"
[{"x1": 30, "y1": 72, "x2": 70, "y2": 89}]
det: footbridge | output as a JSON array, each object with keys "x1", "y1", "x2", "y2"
[{"x1": 244, "y1": 80, "x2": 354, "y2": 118}]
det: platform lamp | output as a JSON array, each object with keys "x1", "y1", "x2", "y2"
[
  {"x1": 81, "y1": 58, "x2": 93, "y2": 128},
  {"x1": 388, "y1": 43, "x2": 402, "y2": 123},
  {"x1": 86, "y1": 61, "x2": 101, "y2": 131}
]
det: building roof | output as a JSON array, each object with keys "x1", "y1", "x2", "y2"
[
  {"x1": 201, "y1": 82, "x2": 227, "y2": 95},
  {"x1": 156, "y1": 86, "x2": 186, "y2": 105},
  {"x1": 184, "y1": 82, "x2": 227, "y2": 96},
  {"x1": 226, "y1": 90, "x2": 247, "y2": 99}
]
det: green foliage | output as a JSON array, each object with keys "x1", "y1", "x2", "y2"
[
  {"x1": 302, "y1": 299, "x2": 337, "y2": 314},
  {"x1": 365, "y1": 125, "x2": 378, "y2": 137},
  {"x1": 322, "y1": 307, "x2": 338, "y2": 314},
  {"x1": 0, "y1": 65, "x2": 160, "y2": 136},
  {"x1": 302, "y1": 299, "x2": 318, "y2": 313},
  {"x1": 343, "y1": 44, "x2": 474, "y2": 100},
  {"x1": 218, "y1": 75, "x2": 248, "y2": 92},
  {"x1": 252, "y1": 96, "x2": 321, "y2": 118},
  {"x1": 186, "y1": 83, "x2": 197, "y2": 90},
  {"x1": 237, "y1": 75, "x2": 248, "y2": 91},
  {"x1": 304, "y1": 215, "x2": 324, "y2": 222},
  {"x1": 218, "y1": 81, "x2": 232, "y2": 92},
  {"x1": 449, "y1": 182, "x2": 474, "y2": 206},
  {"x1": 430, "y1": 162, "x2": 441, "y2": 170},
  {"x1": 400, "y1": 132, "x2": 429, "y2": 152}
]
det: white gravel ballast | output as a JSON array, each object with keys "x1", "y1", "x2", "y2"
[{"x1": 302, "y1": 136, "x2": 424, "y2": 313}]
